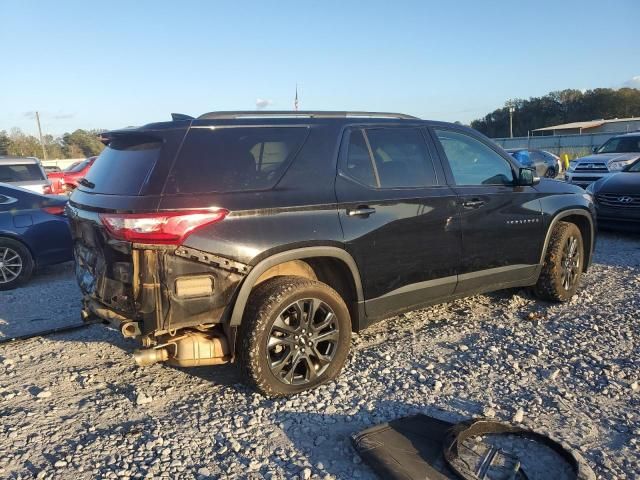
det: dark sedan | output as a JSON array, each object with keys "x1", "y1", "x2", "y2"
[
  {"x1": 0, "y1": 184, "x2": 72, "y2": 289},
  {"x1": 506, "y1": 149, "x2": 559, "y2": 178},
  {"x1": 587, "y1": 159, "x2": 640, "y2": 231}
]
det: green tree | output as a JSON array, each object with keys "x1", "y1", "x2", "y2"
[{"x1": 471, "y1": 87, "x2": 640, "y2": 138}]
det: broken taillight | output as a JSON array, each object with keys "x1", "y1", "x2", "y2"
[{"x1": 99, "y1": 210, "x2": 228, "y2": 245}]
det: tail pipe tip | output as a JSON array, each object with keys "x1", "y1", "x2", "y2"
[{"x1": 134, "y1": 348, "x2": 169, "y2": 367}]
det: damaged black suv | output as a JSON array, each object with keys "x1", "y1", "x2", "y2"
[{"x1": 68, "y1": 111, "x2": 595, "y2": 397}]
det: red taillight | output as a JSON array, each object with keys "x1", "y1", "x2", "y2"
[
  {"x1": 42, "y1": 206, "x2": 66, "y2": 216},
  {"x1": 99, "y1": 210, "x2": 229, "y2": 245}
]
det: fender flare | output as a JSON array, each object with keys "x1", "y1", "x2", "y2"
[
  {"x1": 539, "y1": 208, "x2": 595, "y2": 269},
  {"x1": 229, "y1": 246, "x2": 364, "y2": 326}
]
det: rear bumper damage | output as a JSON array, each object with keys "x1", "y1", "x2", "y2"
[{"x1": 77, "y1": 242, "x2": 250, "y2": 367}]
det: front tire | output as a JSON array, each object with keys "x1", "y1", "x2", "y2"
[
  {"x1": 238, "y1": 276, "x2": 351, "y2": 397},
  {"x1": 0, "y1": 238, "x2": 34, "y2": 291},
  {"x1": 534, "y1": 221, "x2": 583, "y2": 302}
]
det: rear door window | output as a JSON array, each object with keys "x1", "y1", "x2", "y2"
[
  {"x1": 0, "y1": 164, "x2": 46, "y2": 182},
  {"x1": 81, "y1": 135, "x2": 162, "y2": 195},
  {"x1": 340, "y1": 127, "x2": 437, "y2": 188},
  {"x1": 166, "y1": 126, "x2": 308, "y2": 194}
]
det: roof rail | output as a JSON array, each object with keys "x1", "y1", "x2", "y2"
[{"x1": 196, "y1": 110, "x2": 419, "y2": 120}]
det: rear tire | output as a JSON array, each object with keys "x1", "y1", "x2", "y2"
[
  {"x1": 0, "y1": 238, "x2": 34, "y2": 291},
  {"x1": 534, "y1": 222, "x2": 583, "y2": 302},
  {"x1": 238, "y1": 276, "x2": 351, "y2": 397}
]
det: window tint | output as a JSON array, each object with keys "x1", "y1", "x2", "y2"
[
  {"x1": 344, "y1": 130, "x2": 377, "y2": 187},
  {"x1": 0, "y1": 164, "x2": 45, "y2": 182},
  {"x1": 341, "y1": 128, "x2": 437, "y2": 188},
  {"x1": 167, "y1": 127, "x2": 307, "y2": 193},
  {"x1": 435, "y1": 130, "x2": 514, "y2": 186},
  {"x1": 82, "y1": 135, "x2": 162, "y2": 195}
]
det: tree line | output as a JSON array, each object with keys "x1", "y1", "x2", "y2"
[
  {"x1": 0, "y1": 128, "x2": 105, "y2": 159},
  {"x1": 471, "y1": 87, "x2": 640, "y2": 138}
]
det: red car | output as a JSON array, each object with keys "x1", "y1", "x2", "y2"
[{"x1": 48, "y1": 157, "x2": 97, "y2": 195}]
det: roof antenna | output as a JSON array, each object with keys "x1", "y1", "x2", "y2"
[{"x1": 294, "y1": 84, "x2": 299, "y2": 111}]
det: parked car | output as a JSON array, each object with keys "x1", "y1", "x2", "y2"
[
  {"x1": 586, "y1": 158, "x2": 640, "y2": 231},
  {"x1": 68, "y1": 111, "x2": 595, "y2": 396},
  {"x1": 506, "y1": 149, "x2": 559, "y2": 178},
  {"x1": 565, "y1": 132, "x2": 640, "y2": 187},
  {"x1": 0, "y1": 157, "x2": 52, "y2": 195},
  {"x1": 44, "y1": 165, "x2": 62, "y2": 174},
  {"x1": 48, "y1": 157, "x2": 97, "y2": 195},
  {"x1": 0, "y1": 183, "x2": 72, "y2": 290}
]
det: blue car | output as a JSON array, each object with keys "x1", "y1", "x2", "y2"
[{"x1": 0, "y1": 183, "x2": 72, "y2": 290}]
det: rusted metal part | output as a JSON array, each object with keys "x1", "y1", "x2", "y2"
[{"x1": 173, "y1": 246, "x2": 251, "y2": 274}]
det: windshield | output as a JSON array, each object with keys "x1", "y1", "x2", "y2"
[
  {"x1": 0, "y1": 164, "x2": 46, "y2": 182},
  {"x1": 80, "y1": 135, "x2": 162, "y2": 195},
  {"x1": 65, "y1": 159, "x2": 89, "y2": 173},
  {"x1": 626, "y1": 159, "x2": 640, "y2": 172},
  {"x1": 597, "y1": 136, "x2": 640, "y2": 154}
]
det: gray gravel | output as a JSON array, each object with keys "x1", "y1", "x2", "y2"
[{"x1": 0, "y1": 231, "x2": 638, "y2": 479}]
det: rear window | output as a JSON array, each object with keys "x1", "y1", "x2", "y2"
[
  {"x1": 81, "y1": 135, "x2": 161, "y2": 195},
  {"x1": 0, "y1": 164, "x2": 45, "y2": 182},
  {"x1": 66, "y1": 159, "x2": 90, "y2": 173},
  {"x1": 165, "y1": 126, "x2": 308, "y2": 194}
]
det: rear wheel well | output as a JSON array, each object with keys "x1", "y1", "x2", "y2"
[
  {"x1": 555, "y1": 214, "x2": 592, "y2": 271},
  {"x1": 248, "y1": 257, "x2": 359, "y2": 330}
]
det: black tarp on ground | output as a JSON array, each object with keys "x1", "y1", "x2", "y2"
[{"x1": 352, "y1": 414, "x2": 596, "y2": 480}]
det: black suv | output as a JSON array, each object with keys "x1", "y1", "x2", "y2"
[{"x1": 68, "y1": 111, "x2": 595, "y2": 397}]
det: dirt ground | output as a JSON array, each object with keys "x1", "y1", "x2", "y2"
[{"x1": 0, "y1": 231, "x2": 638, "y2": 479}]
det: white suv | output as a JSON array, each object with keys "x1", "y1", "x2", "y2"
[
  {"x1": 565, "y1": 132, "x2": 640, "y2": 188},
  {"x1": 0, "y1": 157, "x2": 52, "y2": 194}
]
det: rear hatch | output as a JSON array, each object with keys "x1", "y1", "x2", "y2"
[{"x1": 69, "y1": 125, "x2": 188, "y2": 330}]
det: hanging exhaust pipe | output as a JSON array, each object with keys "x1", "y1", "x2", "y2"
[{"x1": 133, "y1": 331, "x2": 230, "y2": 367}]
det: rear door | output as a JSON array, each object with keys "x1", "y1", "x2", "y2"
[
  {"x1": 335, "y1": 125, "x2": 462, "y2": 320},
  {"x1": 430, "y1": 127, "x2": 543, "y2": 293}
]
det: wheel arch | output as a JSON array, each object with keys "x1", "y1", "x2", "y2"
[
  {"x1": 229, "y1": 246, "x2": 364, "y2": 328},
  {"x1": 0, "y1": 232, "x2": 36, "y2": 262},
  {"x1": 539, "y1": 208, "x2": 594, "y2": 272}
]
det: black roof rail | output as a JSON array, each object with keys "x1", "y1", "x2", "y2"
[
  {"x1": 196, "y1": 110, "x2": 419, "y2": 120},
  {"x1": 171, "y1": 113, "x2": 195, "y2": 121}
]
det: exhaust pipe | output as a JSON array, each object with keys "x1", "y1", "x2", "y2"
[
  {"x1": 134, "y1": 347, "x2": 169, "y2": 366},
  {"x1": 133, "y1": 331, "x2": 230, "y2": 367}
]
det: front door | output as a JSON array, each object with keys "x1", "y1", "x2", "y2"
[
  {"x1": 335, "y1": 126, "x2": 462, "y2": 320},
  {"x1": 430, "y1": 127, "x2": 544, "y2": 293}
]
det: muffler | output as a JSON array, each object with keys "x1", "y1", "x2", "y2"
[{"x1": 133, "y1": 331, "x2": 230, "y2": 367}]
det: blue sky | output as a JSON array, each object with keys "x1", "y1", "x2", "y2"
[{"x1": 1, "y1": 0, "x2": 638, "y2": 135}]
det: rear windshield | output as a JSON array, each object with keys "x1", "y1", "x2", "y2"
[
  {"x1": 81, "y1": 135, "x2": 162, "y2": 195},
  {"x1": 66, "y1": 159, "x2": 90, "y2": 173},
  {"x1": 0, "y1": 164, "x2": 45, "y2": 182},
  {"x1": 165, "y1": 126, "x2": 308, "y2": 194}
]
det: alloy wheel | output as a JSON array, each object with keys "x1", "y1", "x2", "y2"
[
  {"x1": 560, "y1": 236, "x2": 580, "y2": 290},
  {"x1": 267, "y1": 298, "x2": 340, "y2": 385},
  {"x1": 0, "y1": 247, "x2": 23, "y2": 284}
]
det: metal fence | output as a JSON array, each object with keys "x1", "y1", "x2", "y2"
[{"x1": 492, "y1": 131, "x2": 628, "y2": 159}]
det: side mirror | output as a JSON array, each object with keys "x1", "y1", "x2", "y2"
[
  {"x1": 592, "y1": 146, "x2": 599, "y2": 153},
  {"x1": 518, "y1": 167, "x2": 540, "y2": 186}
]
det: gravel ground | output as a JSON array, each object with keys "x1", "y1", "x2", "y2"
[{"x1": 0, "y1": 231, "x2": 638, "y2": 479}]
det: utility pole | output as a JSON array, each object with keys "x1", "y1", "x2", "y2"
[
  {"x1": 508, "y1": 104, "x2": 515, "y2": 138},
  {"x1": 35, "y1": 111, "x2": 47, "y2": 160}
]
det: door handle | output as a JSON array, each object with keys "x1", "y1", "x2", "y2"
[
  {"x1": 462, "y1": 199, "x2": 485, "y2": 209},
  {"x1": 347, "y1": 206, "x2": 376, "y2": 217}
]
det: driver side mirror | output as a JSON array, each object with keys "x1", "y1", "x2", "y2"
[
  {"x1": 518, "y1": 167, "x2": 540, "y2": 186},
  {"x1": 592, "y1": 146, "x2": 599, "y2": 153}
]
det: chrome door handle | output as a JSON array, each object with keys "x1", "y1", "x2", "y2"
[{"x1": 347, "y1": 207, "x2": 376, "y2": 217}]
